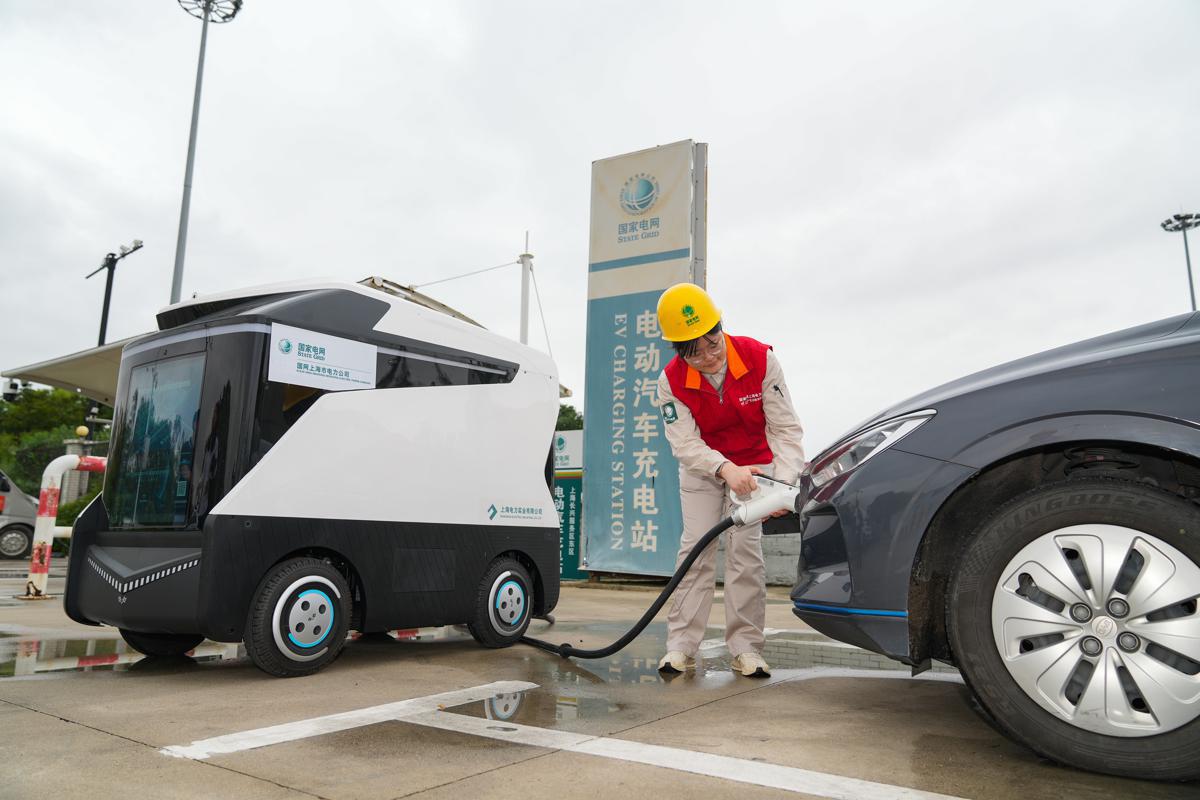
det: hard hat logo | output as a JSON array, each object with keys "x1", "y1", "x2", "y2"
[{"x1": 657, "y1": 284, "x2": 721, "y2": 342}]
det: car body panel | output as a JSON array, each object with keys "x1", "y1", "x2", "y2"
[
  {"x1": 851, "y1": 312, "x2": 1196, "y2": 442},
  {"x1": 791, "y1": 312, "x2": 1200, "y2": 663}
]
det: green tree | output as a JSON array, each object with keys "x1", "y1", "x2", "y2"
[
  {"x1": 57, "y1": 480, "x2": 103, "y2": 527},
  {"x1": 7, "y1": 426, "x2": 75, "y2": 493},
  {"x1": 556, "y1": 402, "x2": 583, "y2": 431},
  {"x1": 0, "y1": 425, "x2": 109, "y2": 495},
  {"x1": 0, "y1": 388, "x2": 91, "y2": 437}
]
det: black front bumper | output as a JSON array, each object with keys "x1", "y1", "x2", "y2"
[
  {"x1": 77, "y1": 539, "x2": 203, "y2": 633},
  {"x1": 789, "y1": 448, "x2": 974, "y2": 662},
  {"x1": 65, "y1": 498, "x2": 204, "y2": 634}
]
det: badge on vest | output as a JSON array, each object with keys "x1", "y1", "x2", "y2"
[
  {"x1": 739, "y1": 391, "x2": 763, "y2": 406},
  {"x1": 662, "y1": 401, "x2": 678, "y2": 424}
]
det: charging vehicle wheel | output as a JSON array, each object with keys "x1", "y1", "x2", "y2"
[
  {"x1": 468, "y1": 558, "x2": 533, "y2": 648},
  {"x1": 120, "y1": 630, "x2": 204, "y2": 657},
  {"x1": 0, "y1": 525, "x2": 32, "y2": 559},
  {"x1": 244, "y1": 557, "x2": 350, "y2": 678},
  {"x1": 948, "y1": 478, "x2": 1200, "y2": 780}
]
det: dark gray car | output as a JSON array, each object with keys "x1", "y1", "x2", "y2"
[{"x1": 791, "y1": 312, "x2": 1200, "y2": 781}]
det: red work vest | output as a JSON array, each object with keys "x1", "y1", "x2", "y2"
[{"x1": 663, "y1": 334, "x2": 774, "y2": 467}]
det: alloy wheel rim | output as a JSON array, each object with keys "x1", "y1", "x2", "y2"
[
  {"x1": 0, "y1": 530, "x2": 28, "y2": 557},
  {"x1": 991, "y1": 524, "x2": 1200, "y2": 737}
]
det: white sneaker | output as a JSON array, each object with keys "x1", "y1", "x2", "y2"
[
  {"x1": 657, "y1": 650, "x2": 696, "y2": 673},
  {"x1": 731, "y1": 652, "x2": 771, "y2": 677}
]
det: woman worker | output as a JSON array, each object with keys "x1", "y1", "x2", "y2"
[{"x1": 654, "y1": 283, "x2": 806, "y2": 677}]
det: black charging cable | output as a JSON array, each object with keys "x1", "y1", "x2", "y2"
[{"x1": 520, "y1": 515, "x2": 738, "y2": 659}]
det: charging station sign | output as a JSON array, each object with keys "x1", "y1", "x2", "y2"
[
  {"x1": 582, "y1": 140, "x2": 707, "y2": 576},
  {"x1": 553, "y1": 430, "x2": 586, "y2": 580},
  {"x1": 268, "y1": 323, "x2": 377, "y2": 392}
]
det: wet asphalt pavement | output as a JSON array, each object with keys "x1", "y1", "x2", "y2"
[{"x1": 0, "y1": 575, "x2": 1195, "y2": 800}]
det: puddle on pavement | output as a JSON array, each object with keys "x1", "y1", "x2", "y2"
[
  {"x1": 0, "y1": 625, "x2": 475, "y2": 678},
  {"x1": 519, "y1": 620, "x2": 956, "y2": 680},
  {"x1": 428, "y1": 621, "x2": 960, "y2": 728},
  {"x1": 0, "y1": 636, "x2": 243, "y2": 677}
]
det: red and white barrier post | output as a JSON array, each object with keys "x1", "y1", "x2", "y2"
[{"x1": 21, "y1": 454, "x2": 106, "y2": 600}]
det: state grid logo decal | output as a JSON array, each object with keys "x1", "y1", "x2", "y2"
[
  {"x1": 277, "y1": 338, "x2": 293, "y2": 354},
  {"x1": 619, "y1": 173, "x2": 660, "y2": 215}
]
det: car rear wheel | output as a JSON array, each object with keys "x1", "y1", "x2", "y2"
[
  {"x1": 120, "y1": 630, "x2": 204, "y2": 658},
  {"x1": 949, "y1": 478, "x2": 1200, "y2": 780},
  {"x1": 0, "y1": 525, "x2": 32, "y2": 559},
  {"x1": 244, "y1": 557, "x2": 351, "y2": 678}
]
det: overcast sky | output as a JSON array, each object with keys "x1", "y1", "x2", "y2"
[{"x1": 2, "y1": 1, "x2": 1197, "y2": 453}]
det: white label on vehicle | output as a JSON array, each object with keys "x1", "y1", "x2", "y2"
[{"x1": 268, "y1": 323, "x2": 377, "y2": 392}]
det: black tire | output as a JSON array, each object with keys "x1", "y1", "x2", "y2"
[
  {"x1": 244, "y1": 557, "x2": 351, "y2": 678},
  {"x1": 948, "y1": 478, "x2": 1200, "y2": 780},
  {"x1": 120, "y1": 630, "x2": 204, "y2": 657},
  {"x1": 467, "y1": 557, "x2": 534, "y2": 648},
  {"x1": 0, "y1": 525, "x2": 32, "y2": 560}
]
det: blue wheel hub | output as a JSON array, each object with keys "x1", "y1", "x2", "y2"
[
  {"x1": 488, "y1": 571, "x2": 527, "y2": 634},
  {"x1": 286, "y1": 589, "x2": 334, "y2": 649}
]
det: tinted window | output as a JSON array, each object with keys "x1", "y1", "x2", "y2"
[{"x1": 106, "y1": 354, "x2": 205, "y2": 527}]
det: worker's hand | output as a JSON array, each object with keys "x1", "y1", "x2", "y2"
[
  {"x1": 718, "y1": 463, "x2": 762, "y2": 497},
  {"x1": 768, "y1": 508, "x2": 792, "y2": 518}
]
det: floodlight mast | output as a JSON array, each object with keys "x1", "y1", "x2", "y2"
[
  {"x1": 1161, "y1": 213, "x2": 1200, "y2": 312},
  {"x1": 170, "y1": 0, "x2": 243, "y2": 305}
]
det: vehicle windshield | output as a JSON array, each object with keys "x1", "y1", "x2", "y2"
[{"x1": 106, "y1": 353, "x2": 205, "y2": 528}]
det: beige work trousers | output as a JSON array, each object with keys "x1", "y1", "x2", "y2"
[{"x1": 665, "y1": 464, "x2": 768, "y2": 657}]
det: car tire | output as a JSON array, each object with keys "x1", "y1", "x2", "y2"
[
  {"x1": 948, "y1": 477, "x2": 1200, "y2": 780},
  {"x1": 467, "y1": 557, "x2": 534, "y2": 648},
  {"x1": 0, "y1": 525, "x2": 32, "y2": 560},
  {"x1": 244, "y1": 557, "x2": 351, "y2": 678},
  {"x1": 120, "y1": 630, "x2": 204, "y2": 657}
]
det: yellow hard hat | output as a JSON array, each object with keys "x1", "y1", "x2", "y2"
[{"x1": 657, "y1": 283, "x2": 721, "y2": 342}]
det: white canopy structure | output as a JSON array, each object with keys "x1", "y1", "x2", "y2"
[{"x1": 3, "y1": 276, "x2": 570, "y2": 404}]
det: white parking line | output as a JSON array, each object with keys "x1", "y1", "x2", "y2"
[
  {"x1": 405, "y1": 700, "x2": 965, "y2": 800},
  {"x1": 161, "y1": 671, "x2": 968, "y2": 799},
  {"x1": 160, "y1": 680, "x2": 537, "y2": 760}
]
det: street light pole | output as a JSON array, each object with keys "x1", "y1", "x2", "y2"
[
  {"x1": 1161, "y1": 213, "x2": 1200, "y2": 312},
  {"x1": 86, "y1": 240, "x2": 143, "y2": 346},
  {"x1": 170, "y1": 0, "x2": 243, "y2": 305}
]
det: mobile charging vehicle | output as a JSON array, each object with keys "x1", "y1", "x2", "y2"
[
  {"x1": 0, "y1": 468, "x2": 37, "y2": 559},
  {"x1": 64, "y1": 278, "x2": 562, "y2": 677},
  {"x1": 790, "y1": 313, "x2": 1200, "y2": 780}
]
